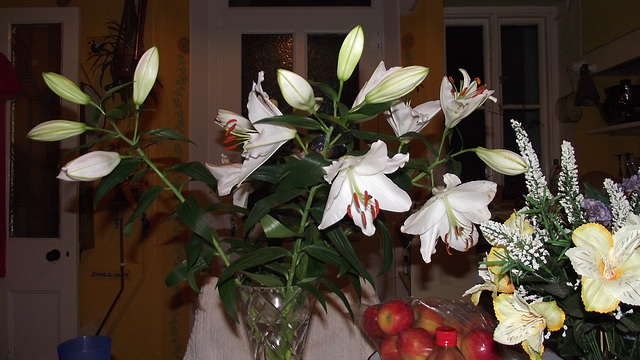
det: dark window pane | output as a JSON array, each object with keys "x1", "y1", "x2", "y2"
[
  {"x1": 308, "y1": 33, "x2": 359, "y2": 114},
  {"x1": 230, "y1": 0, "x2": 370, "y2": 6},
  {"x1": 241, "y1": 33, "x2": 293, "y2": 116},
  {"x1": 502, "y1": 109, "x2": 540, "y2": 203},
  {"x1": 446, "y1": 25, "x2": 486, "y2": 182},
  {"x1": 10, "y1": 24, "x2": 61, "y2": 238},
  {"x1": 445, "y1": 26, "x2": 485, "y2": 81},
  {"x1": 501, "y1": 25, "x2": 539, "y2": 105}
]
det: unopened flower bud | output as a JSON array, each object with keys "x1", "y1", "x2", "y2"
[
  {"x1": 364, "y1": 65, "x2": 429, "y2": 104},
  {"x1": 27, "y1": 120, "x2": 87, "y2": 142},
  {"x1": 277, "y1": 69, "x2": 316, "y2": 111},
  {"x1": 133, "y1": 46, "x2": 159, "y2": 106},
  {"x1": 43, "y1": 72, "x2": 91, "y2": 105},
  {"x1": 58, "y1": 151, "x2": 121, "y2": 182},
  {"x1": 475, "y1": 147, "x2": 528, "y2": 176},
  {"x1": 337, "y1": 25, "x2": 364, "y2": 82}
]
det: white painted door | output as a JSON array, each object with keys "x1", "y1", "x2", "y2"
[
  {"x1": 189, "y1": 1, "x2": 404, "y2": 300},
  {"x1": 0, "y1": 8, "x2": 80, "y2": 360}
]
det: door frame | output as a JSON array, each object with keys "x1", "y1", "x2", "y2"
[{"x1": 0, "y1": 7, "x2": 80, "y2": 358}]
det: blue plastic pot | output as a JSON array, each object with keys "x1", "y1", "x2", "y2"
[{"x1": 57, "y1": 336, "x2": 111, "y2": 360}]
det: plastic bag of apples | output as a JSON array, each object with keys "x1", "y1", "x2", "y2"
[{"x1": 361, "y1": 297, "x2": 500, "y2": 360}]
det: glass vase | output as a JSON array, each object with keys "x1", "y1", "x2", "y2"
[{"x1": 237, "y1": 284, "x2": 315, "y2": 360}]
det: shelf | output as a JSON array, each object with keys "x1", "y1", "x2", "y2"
[{"x1": 587, "y1": 120, "x2": 640, "y2": 135}]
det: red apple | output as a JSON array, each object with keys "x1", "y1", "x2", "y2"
[
  {"x1": 378, "y1": 300, "x2": 415, "y2": 336},
  {"x1": 413, "y1": 303, "x2": 444, "y2": 336},
  {"x1": 379, "y1": 335, "x2": 402, "y2": 360},
  {"x1": 397, "y1": 327, "x2": 435, "y2": 360},
  {"x1": 362, "y1": 305, "x2": 386, "y2": 340},
  {"x1": 460, "y1": 329, "x2": 500, "y2": 360}
]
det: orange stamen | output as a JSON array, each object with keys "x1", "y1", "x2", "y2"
[
  {"x1": 361, "y1": 212, "x2": 367, "y2": 226},
  {"x1": 347, "y1": 204, "x2": 353, "y2": 219}
]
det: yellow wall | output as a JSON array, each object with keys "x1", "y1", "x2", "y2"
[
  {"x1": 1, "y1": 1, "x2": 191, "y2": 359},
  {"x1": 574, "y1": 1, "x2": 640, "y2": 182}
]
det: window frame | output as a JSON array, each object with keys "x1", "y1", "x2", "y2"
[{"x1": 444, "y1": 6, "x2": 560, "y2": 183}]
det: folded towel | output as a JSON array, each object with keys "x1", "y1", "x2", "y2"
[{"x1": 183, "y1": 277, "x2": 380, "y2": 360}]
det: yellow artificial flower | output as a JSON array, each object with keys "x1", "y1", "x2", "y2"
[
  {"x1": 464, "y1": 247, "x2": 514, "y2": 305},
  {"x1": 504, "y1": 211, "x2": 535, "y2": 236},
  {"x1": 494, "y1": 294, "x2": 565, "y2": 360},
  {"x1": 566, "y1": 222, "x2": 640, "y2": 313}
]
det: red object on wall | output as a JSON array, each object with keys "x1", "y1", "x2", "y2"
[{"x1": 0, "y1": 52, "x2": 19, "y2": 277}]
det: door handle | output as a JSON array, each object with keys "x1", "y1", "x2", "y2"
[{"x1": 46, "y1": 249, "x2": 61, "y2": 262}]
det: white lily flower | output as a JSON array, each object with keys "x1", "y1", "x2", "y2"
[
  {"x1": 27, "y1": 120, "x2": 87, "y2": 142},
  {"x1": 565, "y1": 222, "x2": 640, "y2": 313},
  {"x1": 214, "y1": 72, "x2": 296, "y2": 192},
  {"x1": 401, "y1": 173, "x2": 496, "y2": 263},
  {"x1": 42, "y1": 72, "x2": 91, "y2": 105},
  {"x1": 352, "y1": 61, "x2": 428, "y2": 109},
  {"x1": 206, "y1": 154, "x2": 252, "y2": 208},
  {"x1": 337, "y1": 25, "x2": 364, "y2": 82},
  {"x1": 475, "y1": 147, "x2": 528, "y2": 176},
  {"x1": 440, "y1": 68, "x2": 496, "y2": 129},
  {"x1": 277, "y1": 69, "x2": 316, "y2": 111},
  {"x1": 133, "y1": 46, "x2": 159, "y2": 106},
  {"x1": 58, "y1": 151, "x2": 121, "y2": 182},
  {"x1": 384, "y1": 100, "x2": 441, "y2": 141},
  {"x1": 493, "y1": 293, "x2": 565, "y2": 360},
  {"x1": 318, "y1": 140, "x2": 411, "y2": 236}
]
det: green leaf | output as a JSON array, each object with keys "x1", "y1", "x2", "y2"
[
  {"x1": 400, "y1": 131, "x2": 439, "y2": 155},
  {"x1": 277, "y1": 152, "x2": 327, "y2": 192},
  {"x1": 244, "y1": 188, "x2": 305, "y2": 234},
  {"x1": 140, "y1": 128, "x2": 194, "y2": 144},
  {"x1": 249, "y1": 164, "x2": 288, "y2": 183},
  {"x1": 123, "y1": 185, "x2": 165, "y2": 236},
  {"x1": 217, "y1": 247, "x2": 291, "y2": 285},
  {"x1": 302, "y1": 244, "x2": 342, "y2": 268},
  {"x1": 94, "y1": 158, "x2": 140, "y2": 208},
  {"x1": 164, "y1": 244, "x2": 215, "y2": 287},
  {"x1": 324, "y1": 226, "x2": 375, "y2": 286},
  {"x1": 350, "y1": 129, "x2": 398, "y2": 141},
  {"x1": 176, "y1": 196, "x2": 215, "y2": 242},
  {"x1": 261, "y1": 214, "x2": 298, "y2": 238},
  {"x1": 298, "y1": 282, "x2": 327, "y2": 313},
  {"x1": 101, "y1": 81, "x2": 133, "y2": 104},
  {"x1": 348, "y1": 100, "x2": 398, "y2": 122},
  {"x1": 217, "y1": 277, "x2": 239, "y2": 323},
  {"x1": 319, "y1": 278, "x2": 354, "y2": 321},
  {"x1": 169, "y1": 161, "x2": 218, "y2": 192},
  {"x1": 238, "y1": 271, "x2": 285, "y2": 287},
  {"x1": 309, "y1": 80, "x2": 338, "y2": 103},
  {"x1": 254, "y1": 115, "x2": 324, "y2": 130},
  {"x1": 376, "y1": 220, "x2": 394, "y2": 277}
]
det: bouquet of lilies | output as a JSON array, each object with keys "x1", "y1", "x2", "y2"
[
  {"x1": 27, "y1": 25, "x2": 527, "y2": 323},
  {"x1": 464, "y1": 120, "x2": 640, "y2": 360}
]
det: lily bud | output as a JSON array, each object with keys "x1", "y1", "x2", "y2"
[
  {"x1": 475, "y1": 147, "x2": 528, "y2": 176},
  {"x1": 43, "y1": 72, "x2": 91, "y2": 105},
  {"x1": 364, "y1": 65, "x2": 429, "y2": 104},
  {"x1": 57, "y1": 151, "x2": 121, "y2": 182},
  {"x1": 277, "y1": 69, "x2": 316, "y2": 111},
  {"x1": 27, "y1": 120, "x2": 87, "y2": 142},
  {"x1": 133, "y1": 46, "x2": 159, "y2": 106},
  {"x1": 337, "y1": 25, "x2": 364, "y2": 82}
]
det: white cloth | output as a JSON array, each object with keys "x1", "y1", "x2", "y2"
[{"x1": 183, "y1": 277, "x2": 380, "y2": 360}]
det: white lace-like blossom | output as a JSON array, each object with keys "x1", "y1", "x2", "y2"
[
  {"x1": 604, "y1": 178, "x2": 632, "y2": 232},
  {"x1": 511, "y1": 120, "x2": 550, "y2": 204},
  {"x1": 558, "y1": 141, "x2": 586, "y2": 225}
]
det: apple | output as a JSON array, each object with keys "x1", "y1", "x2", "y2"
[
  {"x1": 362, "y1": 305, "x2": 386, "y2": 340},
  {"x1": 460, "y1": 329, "x2": 500, "y2": 360},
  {"x1": 413, "y1": 303, "x2": 444, "y2": 336},
  {"x1": 378, "y1": 300, "x2": 415, "y2": 335},
  {"x1": 397, "y1": 327, "x2": 435, "y2": 360},
  {"x1": 379, "y1": 335, "x2": 402, "y2": 360}
]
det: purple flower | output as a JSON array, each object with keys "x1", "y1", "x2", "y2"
[
  {"x1": 580, "y1": 198, "x2": 612, "y2": 227},
  {"x1": 619, "y1": 174, "x2": 640, "y2": 194}
]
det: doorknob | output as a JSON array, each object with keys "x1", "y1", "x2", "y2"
[{"x1": 46, "y1": 249, "x2": 61, "y2": 262}]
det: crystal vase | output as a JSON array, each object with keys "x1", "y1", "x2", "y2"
[{"x1": 237, "y1": 284, "x2": 315, "y2": 360}]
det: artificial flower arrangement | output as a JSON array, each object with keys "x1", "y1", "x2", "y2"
[
  {"x1": 27, "y1": 25, "x2": 526, "y2": 334},
  {"x1": 463, "y1": 120, "x2": 640, "y2": 360}
]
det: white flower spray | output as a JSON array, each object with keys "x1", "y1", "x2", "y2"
[
  {"x1": 604, "y1": 178, "x2": 632, "y2": 232},
  {"x1": 558, "y1": 141, "x2": 587, "y2": 225}
]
